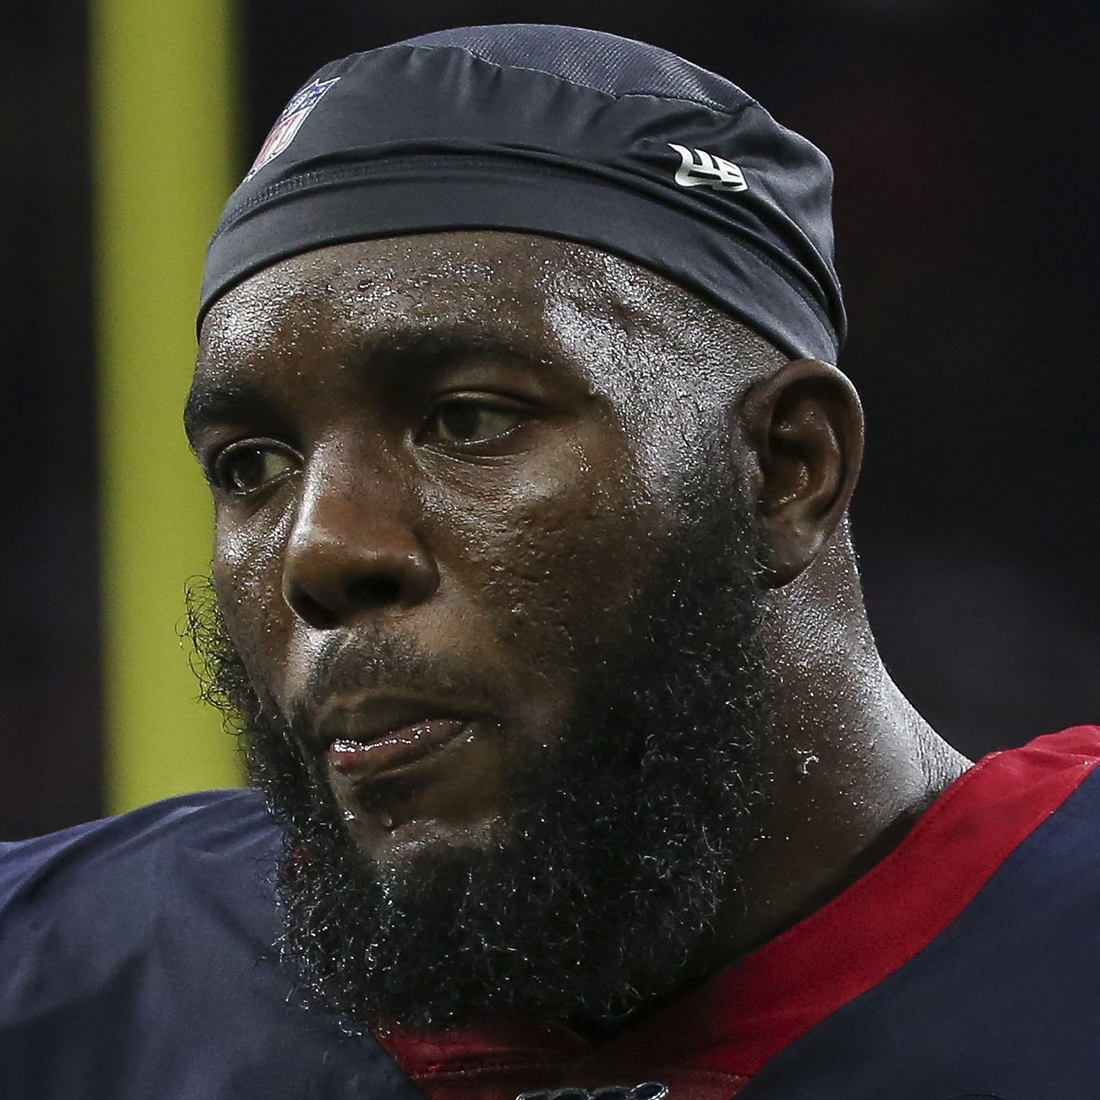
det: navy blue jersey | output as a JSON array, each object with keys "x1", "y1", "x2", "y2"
[
  {"x1": 0, "y1": 791, "x2": 419, "y2": 1100},
  {"x1": 2, "y1": 728, "x2": 1099, "y2": 1099}
]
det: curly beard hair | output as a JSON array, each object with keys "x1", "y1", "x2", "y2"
[{"x1": 186, "y1": 450, "x2": 770, "y2": 1031}]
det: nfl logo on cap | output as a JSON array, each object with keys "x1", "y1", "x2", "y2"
[{"x1": 245, "y1": 77, "x2": 340, "y2": 181}]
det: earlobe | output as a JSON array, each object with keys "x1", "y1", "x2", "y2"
[{"x1": 740, "y1": 359, "x2": 864, "y2": 586}]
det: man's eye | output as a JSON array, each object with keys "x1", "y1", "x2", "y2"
[
  {"x1": 424, "y1": 400, "x2": 525, "y2": 446},
  {"x1": 213, "y1": 443, "x2": 298, "y2": 494}
]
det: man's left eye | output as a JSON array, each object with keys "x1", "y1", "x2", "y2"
[{"x1": 422, "y1": 399, "x2": 526, "y2": 446}]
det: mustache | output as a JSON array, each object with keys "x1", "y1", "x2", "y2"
[{"x1": 282, "y1": 630, "x2": 501, "y2": 735}]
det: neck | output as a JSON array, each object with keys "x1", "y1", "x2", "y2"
[{"x1": 708, "y1": 529, "x2": 969, "y2": 968}]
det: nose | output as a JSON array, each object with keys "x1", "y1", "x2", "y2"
[{"x1": 281, "y1": 455, "x2": 439, "y2": 629}]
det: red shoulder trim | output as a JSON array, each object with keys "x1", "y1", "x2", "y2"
[{"x1": 626, "y1": 726, "x2": 1100, "y2": 1075}]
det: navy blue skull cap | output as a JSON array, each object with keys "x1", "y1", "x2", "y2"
[{"x1": 200, "y1": 24, "x2": 846, "y2": 361}]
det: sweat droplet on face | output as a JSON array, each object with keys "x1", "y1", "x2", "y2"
[{"x1": 796, "y1": 749, "x2": 820, "y2": 777}]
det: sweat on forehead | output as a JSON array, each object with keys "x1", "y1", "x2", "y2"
[
  {"x1": 199, "y1": 24, "x2": 845, "y2": 362},
  {"x1": 200, "y1": 232, "x2": 782, "y2": 402}
]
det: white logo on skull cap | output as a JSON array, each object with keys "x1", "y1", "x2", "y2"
[{"x1": 669, "y1": 144, "x2": 747, "y2": 192}]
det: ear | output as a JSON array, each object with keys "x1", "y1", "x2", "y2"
[{"x1": 740, "y1": 359, "x2": 864, "y2": 587}]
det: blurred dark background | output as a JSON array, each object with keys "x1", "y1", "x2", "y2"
[{"x1": 3, "y1": 0, "x2": 1098, "y2": 838}]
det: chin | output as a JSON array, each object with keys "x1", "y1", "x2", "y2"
[{"x1": 346, "y1": 811, "x2": 505, "y2": 866}]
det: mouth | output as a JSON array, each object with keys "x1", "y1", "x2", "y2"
[
  {"x1": 312, "y1": 697, "x2": 491, "y2": 786},
  {"x1": 305, "y1": 692, "x2": 512, "y2": 848},
  {"x1": 329, "y1": 718, "x2": 479, "y2": 783}
]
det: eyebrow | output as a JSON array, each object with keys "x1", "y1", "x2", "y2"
[{"x1": 183, "y1": 381, "x2": 281, "y2": 444}]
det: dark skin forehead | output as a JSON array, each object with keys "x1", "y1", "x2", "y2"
[{"x1": 192, "y1": 231, "x2": 785, "y2": 467}]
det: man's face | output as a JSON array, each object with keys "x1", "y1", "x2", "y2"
[{"x1": 188, "y1": 232, "x2": 771, "y2": 1025}]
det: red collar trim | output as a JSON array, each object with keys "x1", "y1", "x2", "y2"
[
  {"x1": 379, "y1": 727, "x2": 1100, "y2": 1085},
  {"x1": 652, "y1": 725, "x2": 1100, "y2": 1074}
]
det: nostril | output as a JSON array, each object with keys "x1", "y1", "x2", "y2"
[
  {"x1": 292, "y1": 591, "x2": 340, "y2": 630},
  {"x1": 347, "y1": 575, "x2": 403, "y2": 607},
  {"x1": 287, "y1": 574, "x2": 407, "y2": 629}
]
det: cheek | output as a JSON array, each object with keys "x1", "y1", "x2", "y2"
[
  {"x1": 425, "y1": 452, "x2": 660, "y2": 683},
  {"x1": 211, "y1": 504, "x2": 295, "y2": 693}
]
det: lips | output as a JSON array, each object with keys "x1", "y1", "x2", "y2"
[
  {"x1": 328, "y1": 717, "x2": 474, "y2": 782},
  {"x1": 307, "y1": 692, "x2": 510, "y2": 842},
  {"x1": 309, "y1": 694, "x2": 487, "y2": 786}
]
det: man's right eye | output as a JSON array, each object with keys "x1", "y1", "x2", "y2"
[{"x1": 212, "y1": 442, "x2": 299, "y2": 494}]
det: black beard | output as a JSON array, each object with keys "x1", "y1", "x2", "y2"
[{"x1": 187, "y1": 451, "x2": 769, "y2": 1031}]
